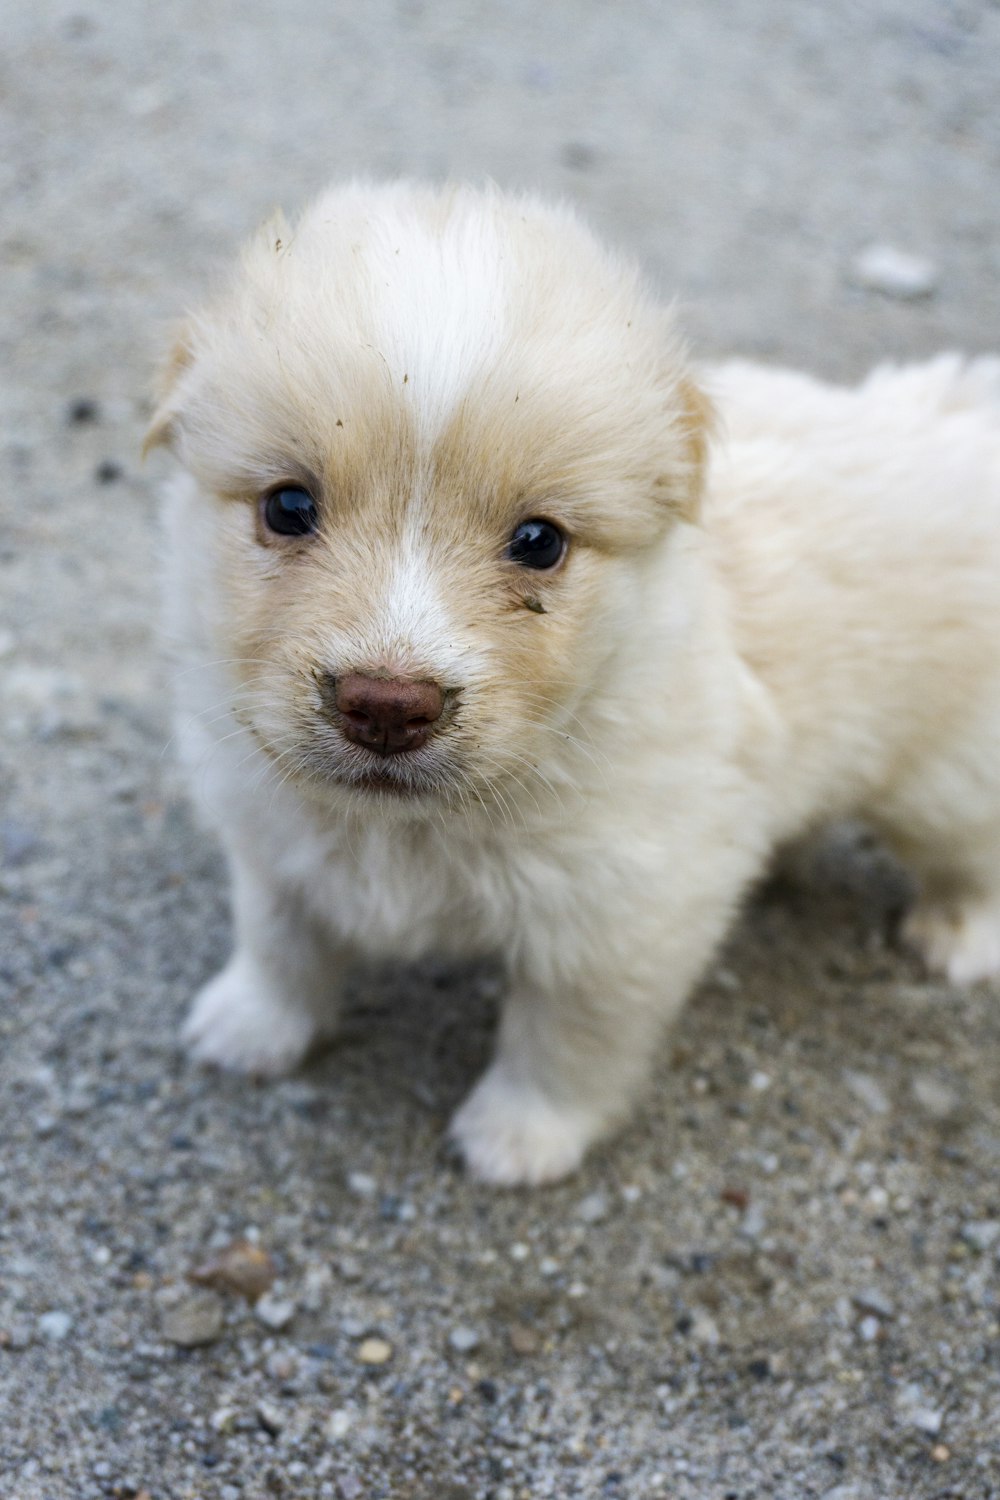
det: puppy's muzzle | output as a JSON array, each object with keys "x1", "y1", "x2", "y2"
[{"x1": 322, "y1": 672, "x2": 445, "y2": 756}]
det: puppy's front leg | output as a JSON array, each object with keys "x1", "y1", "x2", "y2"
[
  {"x1": 450, "y1": 914, "x2": 696, "y2": 1186},
  {"x1": 183, "y1": 851, "x2": 346, "y2": 1077}
]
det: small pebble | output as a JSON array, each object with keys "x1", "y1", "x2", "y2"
[
  {"x1": 911, "y1": 1075, "x2": 958, "y2": 1119},
  {"x1": 162, "y1": 1290, "x2": 224, "y2": 1347},
  {"x1": 190, "y1": 1238, "x2": 276, "y2": 1302},
  {"x1": 255, "y1": 1293, "x2": 296, "y2": 1331},
  {"x1": 850, "y1": 244, "x2": 939, "y2": 300},
  {"x1": 960, "y1": 1219, "x2": 1000, "y2": 1253},
  {"x1": 356, "y1": 1336, "x2": 392, "y2": 1365},
  {"x1": 858, "y1": 1315, "x2": 880, "y2": 1342},
  {"x1": 509, "y1": 1324, "x2": 539, "y2": 1355},
  {"x1": 930, "y1": 1444, "x2": 951, "y2": 1463},
  {"x1": 325, "y1": 1408, "x2": 354, "y2": 1440},
  {"x1": 576, "y1": 1191, "x2": 609, "y2": 1224},
  {"x1": 265, "y1": 1350, "x2": 297, "y2": 1380},
  {"x1": 347, "y1": 1171, "x2": 377, "y2": 1198},
  {"x1": 210, "y1": 1407, "x2": 238, "y2": 1434},
  {"x1": 896, "y1": 1384, "x2": 943, "y2": 1435},
  {"x1": 38, "y1": 1310, "x2": 73, "y2": 1342},
  {"x1": 739, "y1": 1203, "x2": 767, "y2": 1239},
  {"x1": 67, "y1": 396, "x2": 101, "y2": 424},
  {"x1": 853, "y1": 1287, "x2": 895, "y2": 1319},
  {"x1": 256, "y1": 1401, "x2": 284, "y2": 1436},
  {"x1": 1, "y1": 1324, "x2": 33, "y2": 1351},
  {"x1": 843, "y1": 1070, "x2": 890, "y2": 1115},
  {"x1": 448, "y1": 1325, "x2": 480, "y2": 1354},
  {"x1": 690, "y1": 1309, "x2": 720, "y2": 1346}
]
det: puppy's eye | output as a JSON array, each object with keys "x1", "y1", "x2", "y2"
[
  {"x1": 506, "y1": 519, "x2": 566, "y2": 570},
  {"x1": 262, "y1": 486, "x2": 319, "y2": 537}
]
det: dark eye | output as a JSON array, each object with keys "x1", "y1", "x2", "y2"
[
  {"x1": 506, "y1": 519, "x2": 566, "y2": 570},
  {"x1": 262, "y1": 486, "x2": 319, "y2": 537}
]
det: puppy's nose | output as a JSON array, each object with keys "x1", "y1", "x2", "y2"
[{"x1": 330, "y1": 673, "x2": 445, "y2": 755}]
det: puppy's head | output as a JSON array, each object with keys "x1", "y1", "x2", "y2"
[{"x1": 151, "y1": 182, "x2": 708, "y2": 813}]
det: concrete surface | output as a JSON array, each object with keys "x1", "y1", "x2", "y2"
[{"x1": 1, "y1": 2, "x2": 999, "y2": 1497}]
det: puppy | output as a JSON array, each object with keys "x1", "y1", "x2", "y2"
[{"x1": 149, "y1": 181, "x2": 1000, "y2": 1185}]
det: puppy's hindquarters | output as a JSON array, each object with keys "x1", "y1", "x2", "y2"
[
  {"x1": 878, "y1": 694, "x2": 1000, "y2": 984},
  {"x1": 710, "y1": 354, "x2": 1000, "y2": 988}
]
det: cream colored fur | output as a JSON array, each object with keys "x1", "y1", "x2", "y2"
[{"x1": 154, "y1": 181, "x2": 1000, "y2": 1184}]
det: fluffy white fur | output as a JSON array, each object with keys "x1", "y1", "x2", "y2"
[{"x1": 153, "y1": 182, "x2": 1000, "y2": 1185}]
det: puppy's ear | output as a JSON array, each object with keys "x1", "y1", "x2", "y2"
[
  {"x1": 671, "y1": 376, "x2": 714, "y2": 523},
  {"x1": 142, "y1": 322, "x2": 195, "y2": 458}
]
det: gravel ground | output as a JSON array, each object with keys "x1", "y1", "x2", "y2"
[{"x1": 2, "y1": 3, "x2": 1000, "y2": 1497}]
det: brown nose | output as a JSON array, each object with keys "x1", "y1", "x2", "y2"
[{"x1": 328, "y1": 673, "x2": 445, "y2": 756}]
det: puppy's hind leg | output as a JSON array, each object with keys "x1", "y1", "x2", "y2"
[
  {"x1": 902, "y1": 877, "x2": 1000, "y2": 985},
  {"x1": 183, "y1": 849, "x2": 347, "y2": 1076},
  {"x1": 898, "y1": 826, "x2": 1000, "y2": 985}
]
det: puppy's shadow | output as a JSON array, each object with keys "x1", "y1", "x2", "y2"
[{"x1": 311, "y1": 955, "x2": 503, "y2": 1116}]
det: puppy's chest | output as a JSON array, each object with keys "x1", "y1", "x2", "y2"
[{"x1": 294, "y1": 820, "x2": 519, "y2": 960}]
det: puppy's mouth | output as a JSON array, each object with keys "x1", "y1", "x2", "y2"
[
  {"x1": 299, "y1": 735, "x2": 458, "y2": 801},
  {"x1": 348, "y1": 760, "x2": 434, "y2": 797}
]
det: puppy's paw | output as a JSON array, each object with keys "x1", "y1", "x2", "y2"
[
  {"x1": 903, "y1": 897, "x2": 1000, "y2": 985},
  {"x1": 449, "y1": 1065, "x2": 601, "y2": 1186},
  {"x1": 182, "y1": 957, "x2": 327, "y2": 1076}
]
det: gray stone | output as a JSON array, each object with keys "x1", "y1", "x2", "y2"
[
  {"x1": 576, "y1": 1191, "x2": 609, "y2": 1224},
  {"x1": 37, "y1": 1310, "x2": 73, "y2": 1341},
  {"x1": 255, "y1": 1292, "x2": 296, "y2": 1331},
  {"x1": 850, "y1": 244, "x2": 939, "y2": 299},
  {"x1": 911, "y1": 1075, "x2": 959, "y2": 1119},
  {"x1": 853, "y1": 1287, "x2": 895, "y2": 1319},
  {"x1": 843, "y1": 1071, "x2": 891, "y2": 1115},
  {"x1": 161, "y1": 1290, "x2": 224, "y2": 1347},
  {"x1": 960, "y1": 1219, "x2": 1000, "y2": 1253}
]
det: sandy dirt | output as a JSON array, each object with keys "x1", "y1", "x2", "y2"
[{"x1": 1, "y1": 3, "x2": 999, "y2": 1497}]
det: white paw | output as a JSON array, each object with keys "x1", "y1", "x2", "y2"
[
  {"x1": 182, "y1": 956, "x2": 327, "y2": 1076},
  {"x1": 449, "y1": 1065, "x2": 602, "y2": 1186},
  {"x1": 903, "y1": 898, "x2": 1000, "y2": 985}
]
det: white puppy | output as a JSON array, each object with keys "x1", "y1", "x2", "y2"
[{"x1": 149, "y1": 181, "x2": 1000, "y2": 1185}]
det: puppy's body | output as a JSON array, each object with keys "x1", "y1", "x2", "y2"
[{"x1": 156, "y1": 183, "x2": 1000, "y2": 1183}]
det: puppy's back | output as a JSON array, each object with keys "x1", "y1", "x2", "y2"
[{"x1": 702, "y1": 356, "x2": 1000, "y2": 829}]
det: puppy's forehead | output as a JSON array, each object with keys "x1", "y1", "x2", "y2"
[{"x1": 184, "y1": 186, "x2": 692, "y2": 526}]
